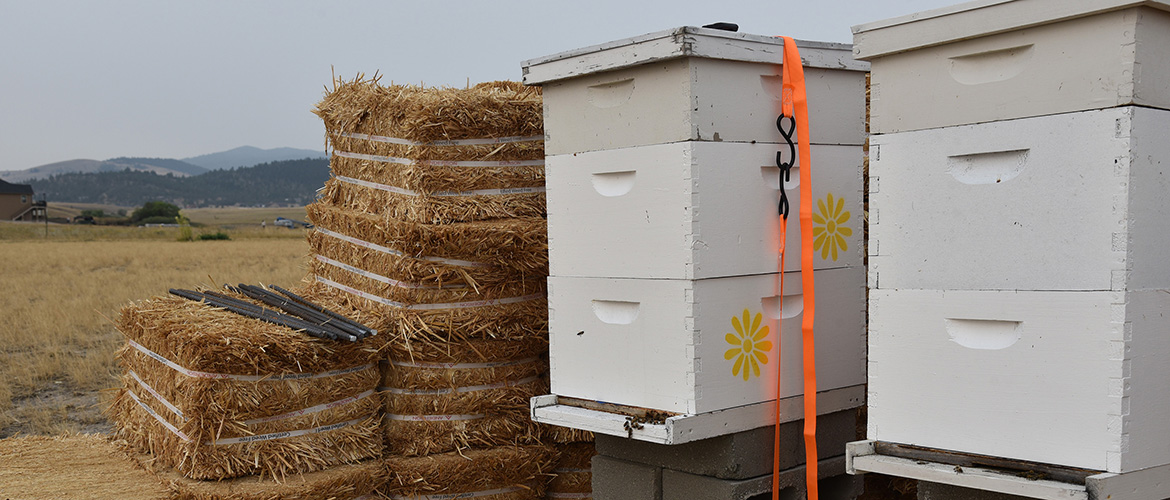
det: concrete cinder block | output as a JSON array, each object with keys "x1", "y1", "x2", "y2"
[
  {"x1": 917, "y1": 481, "x2": 1034, "y2": 500},
  {"x1": 661, "y1": 455, "x2": 862, "y2": 500},
  {"x1": 595, "y1": 410, "x2": 859, "y2": 480},
  {"x1": 592, "y1": 455, "x2": 662, "y2": 500}
]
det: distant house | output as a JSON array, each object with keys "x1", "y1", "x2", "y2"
[{"x1": 0, "y1": 179, "x2": 45, "y2": 221}]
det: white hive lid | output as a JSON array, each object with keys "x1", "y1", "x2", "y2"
[
  {"x1": 852, "y1": 0, "x2": 1170, "y2": 60},
  {"x1": 521, "y1": 26, "x2": 867, "y2": 86}
]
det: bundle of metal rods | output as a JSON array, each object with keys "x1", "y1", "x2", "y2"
[{"x1": 169, "y1": 284, "x2": 377, "y2": 342}]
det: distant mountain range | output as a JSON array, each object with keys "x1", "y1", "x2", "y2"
[{"x1": 0, "y1": 146, "x2": 326, "y2": 183}]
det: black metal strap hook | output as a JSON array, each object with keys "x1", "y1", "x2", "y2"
[{"x1": 776, "y1": 114, "x2": 796, "y2": 219}]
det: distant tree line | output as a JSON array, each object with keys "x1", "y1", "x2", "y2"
[{"x1": 30, "y1": 158, "x2": 329, "y2": 207}]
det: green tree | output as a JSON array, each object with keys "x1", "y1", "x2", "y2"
[{"x1": 131, "y1": 201, "x2": 181, "y2": 223}]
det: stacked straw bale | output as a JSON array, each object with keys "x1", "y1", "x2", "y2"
[
  {"x1": 147, "y1": 458, "x2": 387, "y2": 500},
  {"x1": 107, "y1": 292, "x2": 384, "y2": 481},
  {"x1": 307, "y1": 75, "x2": 561, "y2": 497},
  {"x1": 383, "y1": 446, "x2": 556, "y2": 500},
  {"x1": 546, "y1": 442, "x2": 597, "y2": 500}
]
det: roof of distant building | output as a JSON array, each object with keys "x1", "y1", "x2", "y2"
[{"x1": 0, "y1": 179, "x2": 33, "y2": 195}]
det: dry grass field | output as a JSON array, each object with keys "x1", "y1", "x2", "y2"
[{"x1": 0, "y1": 218, "x2": 310, "y2": 437}]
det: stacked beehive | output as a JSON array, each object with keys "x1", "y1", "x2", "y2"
[
  {"x1": 524, "y1": 28, "x2": 869, "y2": 427},
  {"x1": 308, "y1": 77, "x2": 568, "y2": 499},
  {"x1": 857, "y1": 0, "x2": 1170, "y2": 474},
  {"x1": 106, "y1": 291, "x2": 385, "y2": 498}
]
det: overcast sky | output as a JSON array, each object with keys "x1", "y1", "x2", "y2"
[{"x1": 0, "y1": 0, "x2": 961, "y2": 171}]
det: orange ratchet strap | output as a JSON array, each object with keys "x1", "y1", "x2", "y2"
[{"x1": 772, "y1": 35, "x2": 818, "y2": 500}]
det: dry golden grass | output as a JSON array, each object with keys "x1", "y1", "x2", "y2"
[
  {"x1": 0, "y1": 222, "x2": 309, "y2": 437},
  {"x1": 181, "y1": 206, "x2": 311, "y2": 227}
]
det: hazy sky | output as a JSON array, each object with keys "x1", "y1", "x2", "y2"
[{"x1": 0, "y1": 0, "x2": 960, "y2": 171}]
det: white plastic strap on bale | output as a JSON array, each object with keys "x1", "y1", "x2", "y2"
[
  {"x1": 384, "y1": 413, "x2": 485, "y2": 422},
  {"x1": 385, "y1": 485, "x2": 527, "y2": 500},
  {"x1": 126, "y1": 389, "x2": 192, "y2": 442},
  {"x1": 315, "y1": 276, "x2": 543, "y2": 310},
  {"x1": 335, "y1": 131, "x2": 543, "y2": 147},
  {"x1": 127, "y1": 339, "x2": 374, "y2": 382},
  {"x1": 314, "y1": 255, "x2": 467, "y2": 290},
  {"x1": 243, "y1": 389, "x2": 377, "y2": 425},
  {"x1": 314, "y1": 227, "x2": 487, "y2": 268},
  {"x1": 379, "y1": 375, "x2": 543, "y2": 395},
  {"x1": 209, "y1": 417, "x2": 368, "y2": 446},
  {"x1": 335, "y1": 174, "x2": 546, "y2": 197},
  {"x1": 128, "y1": 369, "x2": 186, "y2": 421},
  {"x1": 334, "y1": 150, "x2": 544, "y2": 167},
  {"x1": 128, "y1": 385, "x2": 375, "y2": 445},
  {"x1": 389, "y1": 356, "x2": 540, "y2": 369}
]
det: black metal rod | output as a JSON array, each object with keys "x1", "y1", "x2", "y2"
[
  {"x1": 233, "y1": 284, "x2": 365, "y2": 340},
  {"x1": 172, "y1": 288, "x2": 340, "y2": 341},
  {"x1": 169, "y1": 289, "x2": 348, "y2": 341},
  {"x1": 270, "y1": 284, "x2": 377, "y2": 337}
]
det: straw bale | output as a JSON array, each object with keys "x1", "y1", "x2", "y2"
[
  {"x1": 382, "y1": 371, "x2": 548, "y2": 456},
  {"x1": 383, "y1": 352, "x2": 547, "y2": 390},
  {"x1": 327, "y1": 143, "x2": 544, "y2": 192},
  {"x1": 148, "y1": 458, "x2": 386, "y2": 500},
  {"x1": 305, "y1": 202, "x2": 548, "y2": 275},
  {"x1": 384, "y1": 413, "x2": 545, "y2": 457},
  {"x1": 552, "y1": 442, "x2": 596, "y2": 471},
  {"x1": 381, "y1": 445, "x2": 555, "y2": 499},
  {"x1": 110, "y1": 386, "x2": 383, "y2": 480},
  {"x1": 110, "y1": 293, "x2": 385, "y2": 480},
  {"x1": 302, "y1": 279, "x2": 549, "y2": 345},
  {"x1": 548, "y1": 442, "x2": 595, "y2": 498},
  {"x1": 384, "y1": 376, "x2": 544, "y2": 416},
  {"x1": 318, "y1": 174, "x2": 545, "y2": 224},
  {"x1": 116, "y1": 345, "x2": 380, "y2": 423},
  {"x1": 314, "y1": 77, "x2": 542, "y2": 145},
  {"x1": 308, "y1": 254, "x2": 544, "y2": 307},
  {"x1": 382, "y1": 337, "x2": 548, "y2": 367},
  {"x1": 117, "y1": 293, "x2": 381, "y2": 375},
  {"x1": 542, "y1": 426, "x2": 596, "y2": 445},
  {"x1": 0, "y1": 434, "x2": 169, "y2": 500},
  {"x1": 306, "y1": 228, "x2": 542, "y2": 289}
]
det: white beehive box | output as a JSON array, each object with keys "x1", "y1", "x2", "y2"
[
  {"x1": 868, "y1": 287, "x2": 1170, "y2": 473},
  {"x1": 548, "y1": 141, "x2": 864, "y2": 280},
  {"x1": 547, "y1": 267, "x2": 866, "y2": 415},
  {"x1": 853, "y1": 0, "x2": 1170, "y2": 134},
  {"x1": 522, "y1": 26, "x2": 869, "y2": 156},
  {"x1": 869, "y1": 105, "x2": 1170, "y2": 291}
]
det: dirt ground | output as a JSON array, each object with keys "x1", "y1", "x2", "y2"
[{"x1": 0, "y1": 383, "x2": 112, "y2": 439}]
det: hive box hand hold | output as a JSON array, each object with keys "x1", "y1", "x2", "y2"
[
  {"x1": 869, "y1": 106, "x2": 1170, "y2": 292},
  {"x1": 868, "y1": 287, "x2": 1170, "y2": 474},
  {"x1": 547, "y1": 141, "x2": 864, "y2": 280},
  {"x1": 547, "y1": 267, "x2": 865, "y2": 416},
  {"x1": 522, "y1": 26, "x2": 869, "y2": 155}
]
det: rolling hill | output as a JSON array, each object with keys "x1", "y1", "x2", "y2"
[
  {"x1": 30, "y1": 158, "x2": 330, "y2": 208},
  {"x1": 182, "y1": 146, "x2": 327, "y2": 171},
  {"x1": 0, "y1": 158, "x2": 207, "y2": 183},
  {"x1": 1, "y1": 146, "x2": 327, "y2": 183}
]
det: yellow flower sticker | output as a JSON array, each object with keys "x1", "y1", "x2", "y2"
[
  {"x1": 724, "y1": 309, "x2": 772, "y2": 381},
  {"x1": 812, "y1": 192, "x2": 852, "y2": 261}
]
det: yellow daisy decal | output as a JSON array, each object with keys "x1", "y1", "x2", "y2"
[
  {"x1": 812, "y1": 192, "x2": 852, "y2": 261},
  {"x1": 724, "y1": 309, "x2": 773, "y2": 381}
]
